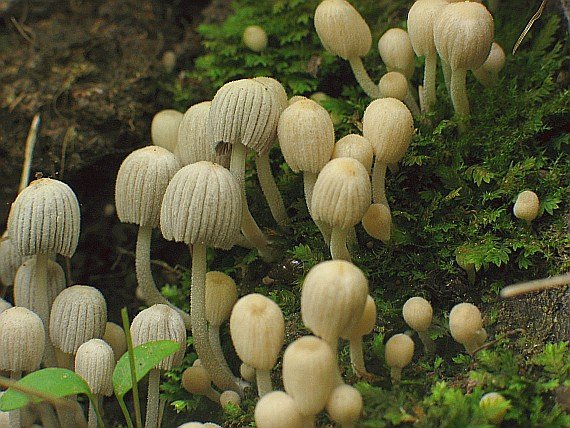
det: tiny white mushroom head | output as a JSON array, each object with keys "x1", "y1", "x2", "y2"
[
  {"x1": 75, "y1": 338, "x2": 115, "y2": 396},
  {"x1": 513, "y1": 190, "x2": 540, "y2": 223}
]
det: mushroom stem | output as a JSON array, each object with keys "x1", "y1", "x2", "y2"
[
  {"x1": 423, "y1": 53, "x2": 438, "y2": 112},
  {"x1": 348, "y1": 57, "x2": 381, "y2": 99},
  {"x1": 145, "y1": 368, "x2": 160, "y2": 428},
  {"x1": 256, "y1": 369, "x2": 273, "y2": 398},
  {"x1": 442, "y1": 60, "x2": 451, "y2": 94},
  {"x1": 304, "y1": 172, "x2": 332, "y2": 244},
  {"x1": 136, "y1": 226, "x2": 192, "y2": 330},
  {"x1": 500, "y1": 273, "x2": 570, "y2": 298},
  {"x1": 390, "y1": 367, "x2": 402, "y2": 384},
  {"x1": 403, "y1": 87, "x2": 421, "y2": 117},
  {"x1": 88, "y1": 395, "x2": 100, "y2": 428},
  {"x1": 255, "y1": 151, "x2": 288, "y2": 226},
  {"x1": 9, "y1": 371, "x2": 21, "y2": 428},
  {"x1": 208, "y1": 324, "x2": 235, "y2": 387},
  {"x1": 330, "y1": 227, "x2": 351, "y2": 261},
  {"x1": 348, "y1": 338, "x2": 368, "y2": 376},
  {"x1": 36, "y1": 253, "x2": 56, "y2": 367},
  {"x1": 450, "y1": 68, "x2": 469, "y2": 127},
  {"x1": 417, "y1": 331, "x2": 436, "y2": 355},
  {"x1": 371, "y1": 159, "x2": 388, "y2": 207},
  {"x1": 190, "y1": 244, "x2": 241, "y2": 394}
]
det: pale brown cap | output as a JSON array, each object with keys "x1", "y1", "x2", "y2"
[
  {"x1": 449, "y1": 302, "x2": 484, "y2": 349},
  {"x1": 0, "y1": 306, "x2": 45, "y2": 372},
  {"x1": 160, "y1": 161, "x2": 242, "y2": 250},
  {"x1": 151, "y1": 109, "x2": 183, "y2": 153},
  {"x1": 314, "y1": 0, "x2": 372, "y2": 60},
  {"x1": 7, "y1": 178, "x2": 80, "y2": 257},
  {"x1": 402, "y1": 296, "x2": 433, "y2": 333},
  {"x1": 115, "y1": 145, "x2": 181, "y2": 229},
  {"x1": 181, "y1": 365, "x2": 211, "y2": 395},
  {"x1": 385, "y1": 333, "x2": 414, "y2": 369},
  {"x1": 340, "y1": 295, "x2": 376, "y2": 340},
  {"x1": 14, "y1": 257, "x2": 66, "y2": 314},
  {"x1": 407, "y1": 0, "x2": 448, "y2": 57},
  {"x1": 243, "y1": 25, "x2": 268, "y2": 52},
  {"x1": 219, "y1": 390, "x2": 241, "y2": 407},
  {"x1": 326, "y1": 384, "x2": 363, "y2": 426},
  {"x1": 239, "y1": 362, "x2": 256, "y2": 382},
  {"x1": 254, "y1": 390, "x2": 303, "y2": 428},
  {"x1": 102, "y1": 321, "x2": 127, "y2": 362},
  {"x1": 480, "y1": 42, "x2": 506, "y2": 74},
  {"x1": 332, "y1": 134, "x2": 374, "y2": 174},
  {"x1": 377, "y1": 28, "x2": 415, "y2": 79},
  {"x1": 75, "y1": 338, "x2": 115, "y2": 396},
  {"x1": 205, "y1": 271, "x2": 238, "y2": 328},
  {"x1": 131, "y1": 304, "x2": 186, "y2": 370},
  {"x1": 378, "y1": 72, "x2": 409, "y2": 101},
  {"x1": 361, "y1": 203, "x2": 392, "y2": 244},
  {"x1": 513, "y1": 190, "x2": 540, "y2": 222}
]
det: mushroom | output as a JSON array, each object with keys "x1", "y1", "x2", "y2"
[
  {"x1": 102, "y1": 321, "x2": 127, "y2": 362},
  {"x1": 314, "y1": 0, "x2": 379, "y2": 98},
  {"x1": 402, "y1": 296, "x2": 436, "y2": 354},
  {"x1": 151, "y1": 109, "x2": 183, "y2": 153},
  {"x1": 131, "y1": 304, "x2": 186, "y2": 428},
  {"x1": 254, "y1": 390, "x2": 304, "y2": 428},
  {"x1": 181, "y1": 365, "x2": 220, "y2": 403},
  {"x1": 326, "y1": 384, "x2": 363, "y2": 428},
  {"x1": 340, "y1": 295, "x2": 376, "y2": 377},
  {"x1": 219, "y1": 390, "x2": 241, "y2": 408},
  {"x1": 331, "y1": 134, "x2": 374, "y2": 174},
  {"x1": 361, "y1": 203, "x2": 392, "y2": 244},
  {"x1": 473, "y1": 42, "x2": 506, "y2": 88},
  {"x1": 479, "y1": 392, "x2": 510, "y2": 425},
  {"x1": 229, "y1": 293, "x2": 285, "y2": 397},
  {"x1": 311, "y1": 157, "x2": 371, "y2": 261},
  {"x1": 513, "y1": 190, "x2": 540, "y2": 224},
  {"x1": 384, "y1": 333, "x2": 415, "y2": 384},
  {"x1": 455, "y1": 246, "x2": 476, "y2": 285},
  {"x1": 0, "y1": 232, "x2": 28, "y2": 290},
  {"x1": 160, "y1": 161, "x2": 242, "y2": 394},
  {"x1": 0, "y1": 298, "x2": 11, "y2": 314},
  {"x1": 449, "y1": 302, "x2": 487, "y2": 354},
  {"x1": 240, "y1": 362, "x2": 256, "y2": 382},
  {"x1": 378, "y1": 72, "x2": 409, "y2": 104},
  {"x1": 243, "y1": 25, "x2": 268, "y2": 52}
]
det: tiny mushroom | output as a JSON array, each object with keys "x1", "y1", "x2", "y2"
[
  {"x1": 181, "y1": 365, "x2": 220, "y2": 403},
  {"x1": 254, "y1": 390, "x2": 303, "y2": 428},
  {"x1": 331, "y1": 134, "x2": 374, "y2": 174},
  {"x1": 102, "y1": 321, "x2": 127, "y2": 362},
  {"x1": 384, "y1": 333, "x2": 415, "y2": 384},
  {"x1": 361, "y1": 203, "x2": 392, "y2": 244},
  {"x1": 479, "y1": 392, "x2": 510, "y2": 425},
  {"x1": 151, "y1": 109, "x2": 183, "y2": 153},
  {"x1": 513, "y1": 190, "x2": 540, "y2": 224},
  {"x1": 219, "y1": 390, "x2": 241, "y2": 408},
  {"x1": 449, "y1": 302, "x2": 487, "y2": 355},
  {"x1": 473, "y1": 42, "x2": 506, "y2": 88},
  {"x1": 243, "y1": 25, "x2": 268, "y2": 52},
  {"x1": 378, "y1": 72, "x2": 409, "y2": 103},
  {"x1": 402, "y1": 296, "x2": 436, "y2": 354},
  {"x1": 326, "y1": 384, "x2": 363, "y2": 428}
]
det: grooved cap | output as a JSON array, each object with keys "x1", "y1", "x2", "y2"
[
  {"x1": 402, "y1": 296, "x2": 433, "y2": 333},
  {"x1": 14, "y1": 257, "x2": 66, "y2": 312},
  {"x1": 362, "y1": 203, "x2": 392, "y2": 243},
  {"x1": 205, "y1": 271, "x2": 238, "y2": 327},
  {"x1": 151, "y1": 109, "x2": 183, "y2": 153},
  {"x1": 160, "y1": 161, "x2": 242, "y2": 249},
  {"x1": 115, "y1": 145, "x2": 181, "y2": 228},
  {"x1": 254, "y1": 391, "x2": 303, "y2": 428},
  {"x1": 377, "y1": 28, "x2": 415, "y2": 78},
  {"x1": 254, "y1": 77, "x2": 289, "y2": 111},
  {"x1": 513, "y1": 190, "x2": 540, "y2": 222},
  {"x1": 0, "y1": 306, "x2": 45, "y2": 372},
  {"x1": 314, "y1": 0, "x2": 372, "y2": 60},
  {"x1": 385, "y1": 333, "x2": 414, "y2": 369},
  {"x1": 7, "y1": 178, "x2": 80, "y2": 257},
  {"x1": 0, "y1": 233, "x2": 27, "y2": 287},
  {"x1": 332, "y1": 134, "x2": 374, "y2": 173},
  {"x1": 75, "y1": 338, "x2": 115, "y2": 396},
  {"x1": 407, "y1": 0, "x2": 448, "y2": 57}
]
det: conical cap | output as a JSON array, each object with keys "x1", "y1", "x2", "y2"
[{"x1": 0, "y1": 306, "x2": 45, "y2": 372}]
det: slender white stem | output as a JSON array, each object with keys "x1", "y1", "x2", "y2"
[
  {"x1": 208, "y1": 324, "x2": 236, "y2": 386},
  {"x1": 404, "y1": 88, "x2": 421, "y2": 117},
  {"x1": 18, "y1": 114, "x2": 40, "y2": 193},
  {"x1": 417, "y1": 331, "x2": 436, "y2": 355},
  {"x1": 330, "y1": 227, "x2": 351, "y2": 261},
  {"x1": 88, "y1": 394, "x2": 99, "y2": 428},
  {"x1": 256, "y1": 151, "x2": 288, "y2": 225},
  {"x1": 450, "y1": 68, "x2": 469, "y2": 119},
  {"x1": 145, "y1": 369, "x2": 160, "y2": 428},
  {"x1": 423, "y1": 53, "x2": 437, "y2": 112},
  {"x1": 349, "y1": 338, "x2": 367, "y2": 376},
  {"x1": 442, "y1": 59, "x2": 451, "y2": 95},
  {"x1": 36, "y1": 253, "x2": 56, "y2": 367},
  {"x1": 372, "y1": 159, "x2": 388, "y2": 207},
  {"x1": 304, "y1": 172, "x2": 331, "y2": 244},
  {"x1": 390, "y1": 367, "x2": 402, "y2": 384},
  {"x1": 256, "y1": 369, "x2": 273, "y2": 397},
  {"x1": 348, "y1": 57, "x2": 381, "y2": 99}
]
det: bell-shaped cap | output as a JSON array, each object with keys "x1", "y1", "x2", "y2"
[
  {"x1": 208, "y1": 79, "x2": 280, "y2": 155},
  {"x1": 14, "y1": 257, "x2": 66, "y2": 313},
  {"x1": 253, "y1": 77, "x2": 289, "y2": 111},
  {"x1": 449, "y1": 302, "x2": 484, "y2": 347},
  {"x1": 7, "y1": 178, "x2": 80, "y2": 257},
  {"x1": 513, "y1": 190, "x2": 540, "y2": 222},
  {"x1": 131, "y1": 304, "x2": 186, "y2": 370},
  {"x1": 434, "y1": 1, "x2": 494, "y2": 71},
  {"x1": 115, "y1": 145, "x2": 181, "y2": 229},
  {"x1": 75, "y1": 338, "x2": 115, "y2": 396},
  {"x1": 377, "y1": 28, "x2": 415, "y2": 79},
  {"x1": 277, "y1": 98, "x2": 335, "y2": 174},
  {"x1": 160, "y1": 161, "x2": 242, "y2": 250},
  {"x1": 254, "y1": 391, "x2": 304, "y2": 428},
  {"x1": 205, "y1": 271, "x2": 238, "y2": 328},
  {"x1": 385, "y1": 333, "x2": 414, "y2": 369},
  {"x1": 103, "y1": 321, "x2": 127, "y2": 362},
  {"x1": 361, "y1": 203, "x2": 392, "y2": 244},
  {"x1": 362, "y1": 98, "x2": 414, "y2": 164},
  {"x1": 402, "y1": 296, "x2": 433, "y2": 333},
  {"x1": 340, "y1": 295, "x2": 376, "y2": 340},
  {"x1": 0, "y1": 306, "x2": 45, "y2": 372},
  {"x1": 407, "y1": 0, "x2": 448, "y2": 57},
  {"x1": 378, "y1": 72, "x2": 409, "y2": 101},
  {"x1": 229, "y1": 293, "x2": 285, "y2": 371},
  {"x1": 175, "y1": 102, "x2": 231, "y2": 168},
  {"x1": 331, "y1": 134, "x2": 374, "y2": 173},
  {"x1": 243, "y1": 25, "x2": 268, "y2": 52},
  {"x1": 0, "y1": 233, "x2": 28, "y2": 287},
  {"x1": 151, "y1": 109, "x2": 183, "y2": 153},
  {"x1": 301, "y1": 260, "x2": 368, "y2": 344},
  {"x1": 311, "y1": 158, "x2": 371, "y2": 230},
  {"x1": 49, "y1": 285, "x2": 107, "y2": 354},
  {"x1": 314, "y1": 0, "x2": 372, "y2": 60},
  {"x1": 326, "y1": 384, "x2": 363, "y2": 426}
]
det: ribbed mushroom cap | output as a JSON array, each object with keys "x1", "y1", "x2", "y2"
[
  {"x1": 181, "y1": 365, "x2": 211, "y2": 395},
  {"x1": 449, "y1": 302, "x2": 483, "y2": 346},
  {"x1": 175, "y1": 102, "x2": 231, "y2": 168},
  {"x1": 362, "y1": 97, "x2": 414, "y2": 164},
  {"x1": 243, "y1": 25, "x2": 268, "y2": 52},
  {"x1": 14, "y1": 257, "x2": 66, "y2": 312},
  {"x1": 402, "y1": 296, "x2": 433, "y2": 333},
  {"x1": 407, "y1": 0, "x2": 448, "y2": 57},
  {"x1": 0, "y1": 298, "x2": 11, "y2": 314},
  {"x1": 332, "y1": 134, "x2": 374, "y2": 173},
  {"x1": 277, "y1": 98, "x2": 335, "y2": 174},
  {"x1": 115, "y1": 145, "x2": 181, "y2": 229},
  {"x1": 326, "y1": 384, "x2": 363, "y2": 426},
  {"x1": 131, "y1": 304, "x2": 186, "y2": 370},
  {"x1": 0, "y1": 233, "x2": 27, "y2": 287},
  {"x1": 208, "y1": 79, "x2": 280, "y2": 155},
  {"x1": 377, "y1": 28, "x2": 415, "y2": 79},
  {"x1": 378, "y1": 72, "x2": 409, "y2": 101},
  {"x1": 151, "y1": 110, "x2": 183, "y2": 153},
  {"x1": 433, "y1": 2, "x2": 494, "y2": 71},
  {"x1": 282, "y1": 336, "x2": 338, "y2": 416},
  {"x1": 0, "y1": 306, "x2": 45, "y2": 372},
  {"x1": 75, "y1": 338, "x2": 115, "y2": 396},
  {"x1": 49, "y1": 285, "x2": 107, "y2": 354},
  {"x1": 480, "y1": 42, "x2": 506, "y2": 74},
  {"x1": 311, "y1": 157, "x2": 372, "y2": 230},
  {"x1": 7, "y1": 178, "x2": 80, "y2": 257},
  {"x1": 314, "y1": 0, "x2": 372, "y2": 60},
  {"x1": 340, "y1": 295, "x2": 376, "y2": 340},
  {"x1": 301, "y1": 260, "x2": 369, "y2": 344},
  {"x1": 254, "y1": 77, "x2": 288, "y2": 111},
  {"x1": 385, "y1": 333, "x2": 414, "y2": 369},
  {"x1": 160, "y1": 161, "x2": 242, "y2": 250},
  {"x1": 205, "y1": 271, "x2": 238, "y2": 327},
  {"x1": 513, "y1": 190, "x2": 540, "y2": 222},
  {"x1": 361, "y1": 203, "x2": 392, "y2": 243},
  {"x1": 254, "y1": 391, "x2": 304, "y2": 428},
  {"x1": 103, "y1": 321, "x2": 127, "y2": 362},
  {"x1": 229, "y1": 293, "x2": 285, "y2": 371}
]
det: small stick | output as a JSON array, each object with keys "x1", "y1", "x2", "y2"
[
  {"x1": 500, "y1": 273, "x2": 570, "y2": 298},
  {"x1": 18, "y1": 114, "x2": 40, "y2": 193},
  {"x1": 472, "y1": 329, "x2": 526, "y2": 355},
  {"x1": 512, "y1": 0, "x2": 548, "y2": 55}
]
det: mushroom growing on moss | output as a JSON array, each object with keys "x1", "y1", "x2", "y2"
[
  {"x1": 449, "y1": 302, "x2": 487, "y2": 355},
  {"x1": 513, "y1": 190, "x2": 540, "y2": 224},
  {"x1": 181, "y1": 366, "x2": 220, "y2": 403},
  {"x1": 243, "y1": 25, "x2": 268, "y2": 52},
  {"x1": 254, "y1": 390, "x2": 303, "y2": 428},
  {"x1": 384, "y1": 333, "x2": 415, "y2": 384},
  {"x1": 361, "y1": 203, "x2": 392, "y2": 244},
  {"x1": 326, "y1": 383, "x2": 363, "y2": 428},
  {"x1": 340, "y1": 295, "x2": 376, "y2": 377},
  {"x1": 479, "y1": 392, "x2": 510, "y2": 425},
  {"x1": 402, "y1": 296, "x2": 435, "y2": 354}
]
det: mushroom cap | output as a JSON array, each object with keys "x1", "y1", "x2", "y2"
[
  {"x1": 513, "y1": 190, "x2": 540, "y2": 222},
  {"x1": 229, "y1": 293, "x2": 285, "y2": 371},
  {"x1": 314, "y1": 0, "x2": 372, "y2": 60},
  {"x1": 377, "y1": 28, "x2": 415, "y2": 79},
  {"x1": 361, "y1": 203, "x2": 392, "y2": 244},
  {"x1": 181, "y1": 365, "x2": 211, "y2": 395},
  {"x1": 102, "y1": 321, "x2": 127, "y2": 362},
  {"x1": 115, "y1": 145, "x2": 181, "y2": 229},
  {"x1": 311, "y1": 157, "x2": 372, "y2": 230},
  {"x1": 0, "y1": 306, "x2": 45, "y2": 372},
  {"x1": 253, "y1": 77, "x2": 289, "y2": 111},
  {"x1": 282, "y1": 336, "x2": 338, "y2": 417},
  {"x1": 254, "y1": 390, "x2": 304, "y2": 428},
  {"x1": 480, "y1": 42, "x2": 506, "y2": 74},
  {"x1": 151, "y1": 109, "x2": 183, "y2": 153},
  {"x1": 402, "y1": 296, "x2": 433, "y2": 333},
  {"x1": 378, "y1": 72, "x2": 409, "y2": 101},
  {"x1": 331, "y1": 134, "x2": 374, "y2": 173},
  {"x1": 175, "y1": 102, "x2": 231, "y2": 168},
  {"x1": 205, "y1": 271, "x2": 238, "y2": 327},
  {"x1": 131, "y1": 304, "x2": 186, "y2": 370},
  {"x1": 433, "y1": 1, "x2": 494, "y2": 71},
  {"x1": 0, "y1": 233, "x2": 28, "y2": 287},
  {"x1": 243, "y1": 25, "x2": 268, "y2": 52},
  {"x1": 219, "y1": 390, "x2": 241, "y2": 407},
  {"x1": 208, "y1": 79, "x2": 280, "y2": 155},
  {"x1": 301, "y1": 260, "x2": 369, "y2": 344},
  {"x1": 160, "y1": 161, "x2": 242, "y2": 250},
  {"x1": 362, "y1": 97, "x2": 414, "y2": 164},
  {"x1": 448, "y1": 302, "x2": 484, "y2": 346},
  {"x1": 479, "y1": 392, "x2": 509, "y2": 424},
  {"x1": 14, "y1": 257, "x2": 66, "y2": 313},
  {"x1": 326, "y1": 384, "x2": 363, "y2": 426},
  {"x1": 384, "y1": 333, "x2": 415, "y2": 369},
  {"x1": 49, "y1": 285, "x2": 107, "y2": 354},
  {"x1": 277, "y1": 98, "x2": 335, "y2": 174},
  {"x1": 240, "y1": 362, "x2": 256, "y2": 382},
  {"x1": 7, "y1": 178, "x2": 80, "y2": 257},
  {"x1": 340, "y1": 295, "x2": 376, "y2": 340},
  {"x1": 407, "y1": 0, "x2": 449, "y2": 57},
  {"x1": 74, "y1": 338, "x2": 115, "y2": 396}
]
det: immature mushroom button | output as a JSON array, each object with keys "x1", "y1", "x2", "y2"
[
  {"x1": 378, "y1": 72, "x2": 409, "y2": 102},
  {"x1": 181, "y1": 366, "x2": 220, "y2": 403},
  {"x1": 473, "y1": 42, "x2": 506, "y2": 88},
  {"x1": 0, "y1": 232, "x2": 27, "y2": 288},
  {"x1": 402, "y1": 296, "x2": 435, "y2": 354},
  {"x1": 384, "y1": 333, "x2": 415, "y2": 384},
  {"x1": 331, "y1": 134, "x2": 374, "y2": 174},
  {"x1": 361, "y1": 203, "x2": 392, "y2": 244},
  {"x1": 449, "y1": 302, "x2": 486, "y2": 355},
  {"x1": 151, "y1": 109, "x2": 183, "y2": 153},
  {"x1": 219, "y1": 390, "x2": 241, "y2": 408},
  {"x1": 326, "y1": 384, "x2": 363, "y2": 428},
  {"x1": 254, "y1": 390, "x2": 303, "y2": 428},
  {"x1": 102, "y1": 321, "x2": 127, "y2": 362},
  {"x1": 479, "y1": 392, "x2": 510, "y2": 424},
  {"x1": 243, "y1": 25, "x2": 268, "y2": 52},
  {"x1": 340, "y1": 295, "x2": 376, "y2": 377},
  {"x1": 513, "y1": 190, "x2": 540, "y2": 224}
]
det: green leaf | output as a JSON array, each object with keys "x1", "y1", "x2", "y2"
[
  {"x1": 0, "y1": 368, "x2": 93, "y2": 411},
  {"x1": 113, "y1": 340, "x2": 180, "y2": 399}
]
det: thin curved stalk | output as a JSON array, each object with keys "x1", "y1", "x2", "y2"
[
  {"x1": 500, "y1": 273, "x2": 570, "y2": 298},
  {"x1": 404, "y1": 88, "x2": 421, "y2": 117},
  {"x1": 450, "y1": 68, "x2": 469, "y2": 132},
  {"x1": 371, "y1": 159, "x2": 388, "y2": 207},
  {"x1": 348, "y1": 57, "x2": 381, "y2": 99},
  {"x1": 418, "y1": 331, "x2": 436, "y2": 355},
  {"x1": 303, "y1": 172, "x2": 331, "y2": 244},
  {"x1": 136, "y1": 226, "x2": 191, "y2": 330},
  {"x1": 145, "y1": 369, "x2": 160, "y2": 428},
  {"x1": 256, "y1": 151, "x2": 288, "y2": 225},
  {"x1": 423, "y1": 53, "x2": 437, "y2": 112},
  {"x1": 18, "y1": 114, "x2": 40, "y2": 193},
  {"x1": 348, "y1": 338, "x2": 368, "y2": 376},
  {"x1": 208, "y1": 324, "x2": 235, "y2": 386},
  {"x1": 88, "y1": 395, "x2": 100, "y2": 428},
  {"x1": 330, "y1": 227, "x2": 351, "y2": 261},
  {"x1": 255, "y1": 369, "x2": 272, "y2": 397}
]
